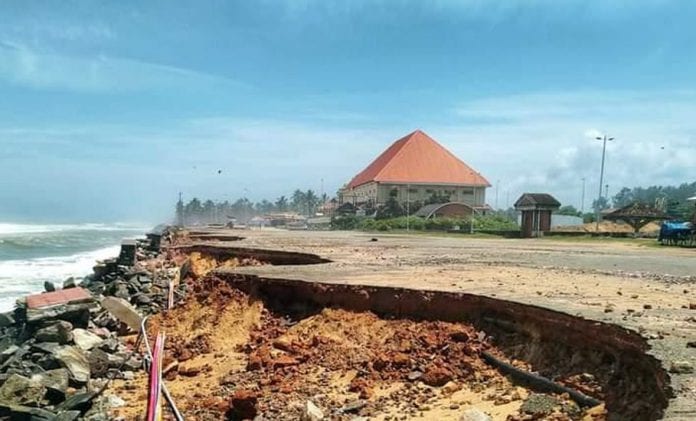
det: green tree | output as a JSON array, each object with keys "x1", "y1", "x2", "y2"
[
  {"x1": 275, "y1": 195, "x2": 288, "y2": 212},
  {"x1": 305, "y1": 189, "x2": 319, "y2": 216},
  {"x1": 291, "y1": 189, "x2": 306, "y2": 213},
  {"x1": 557, "y1": 205, "x2": 581, "y2": 217}
]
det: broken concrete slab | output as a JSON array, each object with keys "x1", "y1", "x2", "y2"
[{"x1": 100, "y1": 297, "x2": 142, "y2": 332}]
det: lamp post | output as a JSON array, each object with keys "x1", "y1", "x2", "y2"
[
  {"x1": 594, "y1": 134, "x2": 614, "y2": 230},
  {"x1": 581, "y1": 177, "x2": 586, "y2": 214}
]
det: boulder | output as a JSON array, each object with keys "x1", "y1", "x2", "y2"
[
  {"x1": 0, "y1": 311, "x2": 15, "y2": 328},
  {"x1": 63, "y1": 278, "x2": 77, "y2": 289},
  {"x1": 459, "y1": 408, "x2": 492, "y2": 421},
  {"x1": 72, "y1": 329, "x2": 103, "y2": 351},
  {"x1": 32, "y1": 368, "x2": 70, "y2": 402},
  {"x1": 0, "y1": 373, "x2": 46, "y2": 406},
  {"x1": 36, "y1": 321, "x2": 74, "y2": 344},
  {"x1": 44, "y1": 281, "x2": 56, "y2": 292},
  {"x1": 55, "y1": 346, "x2": 90, "y2": 384}
]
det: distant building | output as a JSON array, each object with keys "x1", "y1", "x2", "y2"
[
  {"x1": 514, "y1": 193, "x2": 561, "y2": 238},
  {"x1": 339, "y1": 130, "x2": 490, "y2": 207}
]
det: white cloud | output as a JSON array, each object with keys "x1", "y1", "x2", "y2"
[
  {"x1": 439, "y1": 90, "x2": 696, "y2": 208},
  {"x1": 0, "y1": 42, "x2": 245, "y2": 93}
]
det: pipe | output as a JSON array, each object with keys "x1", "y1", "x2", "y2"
[
  {"x1": 481, "y1": 351, "x2": 602, "y2": 408},
  {"x1": 141, "y1": 316, "x2": 185, "y2": 421}
]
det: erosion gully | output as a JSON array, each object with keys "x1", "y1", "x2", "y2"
[{"x1": 115, "y1": 235, "x2": 671, "y2": 421}]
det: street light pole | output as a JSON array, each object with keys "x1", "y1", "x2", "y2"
[
  {"x1": 581, "y1": 177, "x2": 586, "y2": 214},
  {"x1": 595, "y1": 134, "x2": 614, "y2": 230}
]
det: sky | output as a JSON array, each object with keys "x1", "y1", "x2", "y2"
[{"x1": 1, "y1": 0, "x2": 695, "y2": 223}]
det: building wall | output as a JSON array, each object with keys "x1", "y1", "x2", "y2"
[{"x1": 341, "y1": 182, "x2": 486, "y2": 207}]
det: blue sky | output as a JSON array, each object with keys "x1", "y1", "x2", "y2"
[{"x1": 1, "y1": 0, "x2": 695, "y2": 223}]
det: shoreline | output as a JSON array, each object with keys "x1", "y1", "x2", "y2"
[{"x1": 0, "y1": 227, "x2": 692, "y2": 419}]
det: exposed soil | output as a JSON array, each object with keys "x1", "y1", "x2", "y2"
[{"x1": 110, "y1": 273, "x2": 603, "y2": 420}]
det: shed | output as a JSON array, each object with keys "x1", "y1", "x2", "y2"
[{"x1": 514, "y1": 193, "x2": 561, "y2": 238}]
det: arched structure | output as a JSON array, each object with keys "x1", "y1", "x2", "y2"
[{"x1": 414, "y1": 202, "x2": 476, "y2": 219}]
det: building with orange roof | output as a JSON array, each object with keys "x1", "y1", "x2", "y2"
[{"x1": 339, "y1": 130, "x2": 490, "y2": 208}]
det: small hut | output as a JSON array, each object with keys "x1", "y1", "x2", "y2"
[
  {"x1": 604, "y1": 203, "x2": 669, "y2": 234},
  {"x1": 514, "y1": 193, "x2": 561, "y2": 238}
]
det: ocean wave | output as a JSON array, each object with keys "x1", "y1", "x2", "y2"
[
  {"x1": 0, "y1": 222, "x2": 148, "y2": 235},
  {"x1": 0, "y1": 245, "x2": 120, "y2": 312}
]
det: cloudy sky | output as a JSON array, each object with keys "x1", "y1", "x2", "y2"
[{"x1": 1, "y1": 0, "x2": 695, "y2": 223}]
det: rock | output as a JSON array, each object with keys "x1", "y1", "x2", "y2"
[
  {"x1": 32, "y1": 368, "x2": 70, "y2": 402},
  {"x1": 407, "y1": 370, "x2": 423, "y2": 381},
  {"x1": 55, "y1": 391, "x2": 96, "y2": 412},
  {"x1": 55, "y1": 346, "x2": 90, "y2": 383},
  {"x1": 459, "y1": 408, "x2": 492, "y2": 421},
  {"x1": 422, "y1": 364, "x2": 453, "y2": 386},
  {"x1": 36, "y1": 320, "x2": 74, "y2": 344},
  {"x1": 227, "y1": 389, "x2": 258, "y2": 420},
  {"x1": 0, "y1": 311, "x2": 15, "y2": 328},
  {"x1": 55, "y1": 410, "x2": 82, "y2": 421},
  {"x1": 44, "y1": 281, "x2": 56, "y2": 292},
  {"x1": 178, "y1": 361, "x2": 202, "y2": 377},
  {"x1": 302, "y1": 400, "x2": 324, "y2": 421},
  {"x1": 100, "y1": 297, "x2": 142, "y2": 332},
  {"x1": 72, "y1": 329, "x2": 103, "y2": 351},
  {"x1": 339, "y1": 400, "x2": 367, "y2": 414},
  {"x1": 690, "y1": 303, "x2": 696, "y2": 310},
  {"x1": 520, "y1": 394, "x2": 559, "y2": 415},
  {"x1": 669, "y1": 360, "x2": 694, "y2": 374},
  {"x1": 0, "y1": 344, "x2": 19, "y2": 364},
  {"x1": 63, "y1": 277, "x2": 77, "y2": 289},
  {"x1": 687, "y1": 341, "x2": 696, "y2": 348},
  {"x1": 104, "y1": 394, "x2": 126, "y2": 408},
  {"x1": 0, "y1": 373, "x2": 46, "y2": 406},
  {"x1": 442, "y1": 381, "x2": 462, "y2": 395},
  {"x1": 1, "y1": 404, "x2": 57, "y2": 420},
  {"x1": 88, "y1": 349, "x2": 125, "y2": 377},
  {"x1": 132, "y1": 293, "x2": 152, "y2": 306},
  {"x1": 99, "y1": 337, "x2": 120, "y2": 353}
]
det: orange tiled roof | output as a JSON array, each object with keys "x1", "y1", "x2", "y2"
[{"x1": 347, "y1": 130, "x2": 490, "y2": 189}]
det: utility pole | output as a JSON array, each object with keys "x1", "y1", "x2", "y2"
[
  {"x1": 495, "y1": 180, "x2": 500, "y2": 210},
  {"x1": 581, "y1": 177, "x2": 586, "y2": 214},
  {"x1": 594, "y1": 134, "x2": 614, "y2": 230}
]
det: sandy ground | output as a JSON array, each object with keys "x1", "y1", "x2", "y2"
[{"x1": 210, "y1": 229, "x2": 696, "y2": 419}]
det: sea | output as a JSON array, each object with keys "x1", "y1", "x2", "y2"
[{"x1": 0, "y1": 222, "x2": 149, "y2": 312}]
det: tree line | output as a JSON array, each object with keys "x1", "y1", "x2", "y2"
[
  {"x1": 175, "y1": 189, "x2": 329, "y2": 225},
  {"x1": 556, "y1": 181, "x2": 695, "y2": 221}
]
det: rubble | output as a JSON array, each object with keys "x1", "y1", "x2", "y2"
[{"x1": 0, "y1": 232, "x2": 179, "y2": 420}]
